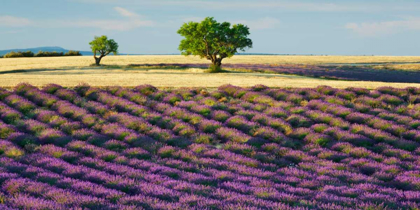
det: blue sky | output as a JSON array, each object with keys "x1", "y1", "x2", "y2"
[{"x1": 1, "y1": 0, "x2": 420, "y2": 55}]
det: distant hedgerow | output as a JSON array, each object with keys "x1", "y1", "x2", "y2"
[
  {"x1": 2, "y1": 50, "x2": 81, "y2": 58},
  {"x1": 64, "y1": 50, "x2": 82, "y2": 56},
  {"x1": 3, "y1": 51, "x2": 34, "y2": 58},
  {"x1": 35, "y1": 51, "x2": 64, "y2": 57}
]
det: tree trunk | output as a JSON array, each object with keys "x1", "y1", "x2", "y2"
[
  {"x1": 209, "y1": 58, "x2": 222, "y2": 73},
  {"x1": 213, "y1": 59, "x2": 222, "y2": 68},
  {"x1": 94, "y1": 56, "x2": 102, "y2": 66}
]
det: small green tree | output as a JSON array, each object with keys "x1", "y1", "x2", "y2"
[
  {"x1": 177, "y1": 17, "x2": 252, "y2": 72},
  {"x1": 89, "y1": 35, "x2": 118, "y2": 65}
]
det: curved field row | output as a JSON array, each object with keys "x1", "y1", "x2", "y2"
[{"x1": 0, "y1": 84, "x2": 420, "y2": 209}]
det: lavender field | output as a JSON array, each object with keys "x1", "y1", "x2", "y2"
[{"x1": 1, "y1": 83, "x2": 420, "y2": 209}]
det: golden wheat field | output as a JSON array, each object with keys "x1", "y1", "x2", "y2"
[
  {"x1": 1, "y1": 55, "x2": 420, "y2": 72},
  {"x1": 1, "y1": 55, "x2": 420, "y2": 88}
]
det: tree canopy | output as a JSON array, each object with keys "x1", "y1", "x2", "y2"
[
  {"x1": 89, "y1": 35, "x2": 118, "y2": 65},
  {"x1": 177, "y1": 17, "x2": 252, "y2": 72}
]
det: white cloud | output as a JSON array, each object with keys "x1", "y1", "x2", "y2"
[
  {"x1": 0, "y1": 7, "x2": 153, "y2": 31},
  {"x1": 77, "y1": 0, "x2": 351, "y2": 11},
  {"x1": 66, "y1": 19, "x2": 153, "y2": 30},
  {"x1": 346, "y1": 17, "x2": 420, "y2": 37},
  {"x1": 221, "y1": 2, "x2": 353, "y2": 12},
  {"x1": 68, "y1": 7, "x2": 153, "y2": 30},
  {"x1": 71, "y1": 0, "x2": 420, "y2": 12},
  {"x1": 114, "y1": 7, "x2": 139, "y2": 18},
  {"x1": 0, "y1": 16, "x2": 32, "y2": 27}
]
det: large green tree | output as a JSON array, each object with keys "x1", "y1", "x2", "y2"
[
  {"x1": 177, "y1": 17, "x2": 252, "y2": 72},
  {"x1": 89, "y1": 35, "x2": 119, "y2": 65}
]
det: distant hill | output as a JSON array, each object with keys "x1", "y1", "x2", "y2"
[{"x1": 0, "y1": 46, "x2": 93, "y2": 56}]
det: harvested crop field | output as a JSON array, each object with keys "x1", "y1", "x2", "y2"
[
  {"x1": 1, "y1": 55, "x2": 420, "y2": 73},
  {"x1": 1, "y1": 55, "x2": 420, "y2": 88},
  {"x1": 1, "y1": 83, "x2": 420, "y2": 209}
]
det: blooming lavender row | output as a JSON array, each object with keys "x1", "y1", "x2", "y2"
[
  {"x1": 0, "y1": 83, "x2": 420, "y2": 209},
  {"x1": 35, "y1": 85, "x2": 318, "y2": 207}
]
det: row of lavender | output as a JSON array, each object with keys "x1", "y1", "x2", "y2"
[{"x1": 0, "y1": 83, "x2": 419, "y2": 209}]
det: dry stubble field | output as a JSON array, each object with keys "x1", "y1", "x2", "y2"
[{"x1": 1, "y1": 55, "x2": 420, "y2": 88}]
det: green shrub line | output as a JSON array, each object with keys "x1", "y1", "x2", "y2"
[{"x1": 1, "y1": 50, "x2": 82, "y2": 58}]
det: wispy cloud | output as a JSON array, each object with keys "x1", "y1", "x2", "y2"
[
  {"x1": 219, "y1": 2, "x2": 355, "y2": 12},
  {"x1": 66, "y1": 7, "x2": 153, "y2": 30},
  {"x1": 0, "y1": 7, "x2": 153, "y2": 31},
  {"x1": 64, "y1": 19, "x2": 153, "y2": 31},
  {"x1": 0, "y1": 16, "x2": 32, "y2": 27},
  {"x1": 346, "y1": 17, "x2": 420, "y2": 37},
  {"x1": 70, "y1": 0, "x2": 420, "y2": 12},
  {"x1": 114, "y1": 7, "x2": 139, "y2": 18},
  {"x1": 71, "y1": 0, "x2": 352, "y2": 11}
]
